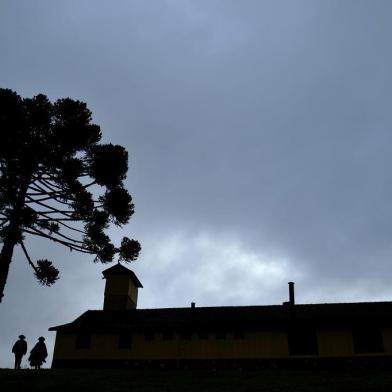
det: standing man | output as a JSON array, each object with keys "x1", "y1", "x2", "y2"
[{"x1": 12, "y1": 335, "x2": 28, "y2": 369}]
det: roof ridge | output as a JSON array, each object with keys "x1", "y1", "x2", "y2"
[{"x1": 81, "y1": 300, "x2": 392, "y2": 313}]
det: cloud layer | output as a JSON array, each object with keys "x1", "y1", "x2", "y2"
[{"x1": 1, "y1": 0, "x2": 392, "y2": 368}]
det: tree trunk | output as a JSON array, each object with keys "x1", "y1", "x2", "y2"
[
  {"x1": 0, "y1": 177, "x2": 31, "y2": 303},
  {"x1": 0, "y1": 227, "x2": 19, "y2": 302}
]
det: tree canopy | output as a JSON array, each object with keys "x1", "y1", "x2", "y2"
[{"x1": 0, "y1": 88, "x2": 141, "y2": 301}]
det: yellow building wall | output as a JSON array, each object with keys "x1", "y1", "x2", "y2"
[
  {"x1": 104, "y1": 276, "x2": 138, "y2": 310},
  {"x1": 104, "y1": 276, "x2": 137, "y2": 302},
  {"x1": 382, "y1": 328, "x2": 392, "y2": 355},
  {"x1": 53, "y1": 331, "x2": 288, "y2": 361},
  {"x1": 104, "y1": 276, "x2": 127, "y2": 295},
  {"x1": 53, "y1": 328, "x2": 392, "y2": 362},
  {"x1": 317, "y1": 330, "x2": 354, "y2": 357}
]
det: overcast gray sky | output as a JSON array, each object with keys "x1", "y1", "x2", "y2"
[{"x1": 1, "y1": 0, "x2": 392, "y2": 368}]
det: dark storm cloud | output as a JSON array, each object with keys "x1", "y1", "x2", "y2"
[{"x1": 1, "y1": 0, "x2": 392, "y2": 367}]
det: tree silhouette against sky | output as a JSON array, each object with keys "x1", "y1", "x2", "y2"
[{"x1": 0, "y1": 88, "x2": 141, "y2": 302}]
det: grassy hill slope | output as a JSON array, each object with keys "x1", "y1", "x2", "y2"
[{"x1": 1, "y1": 369, "x2": 392, "y2": 392}]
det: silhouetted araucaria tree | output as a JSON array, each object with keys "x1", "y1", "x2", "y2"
[{"x1": 0, "y1": 88, "x2": 141, "y2": 302}]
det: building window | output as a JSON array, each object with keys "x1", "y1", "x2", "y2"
[
  {"x1": 288, "y1": 328, "x2": 318, "y2": 356},
  {"x1": 144, "y1": 332, "x2": 154, "y2": 341},
  {"x1": 216, "y1": 332, "x2": 226, "y2": 340},
  {"x1": 180, "y1": 331, "x2": 192, "y2": 340},
  {"x1": 233, "y1": 331, "x2": 244, "y2": 339},
  {"x1": 353, "y1": 328, "x2": 384, "y2": 354},
  {"x1": 162, "y1": 332, "x2": 174, "y2": 341},
  {"x1": 75, "y1": 333, "x2": 91, "y2": 349},
  {"x1": 197, "y1": 331, "x2": 208, "y2": 340},
  {"x1": 118, "y1": 333, "x2": 132, "y2": 349}
]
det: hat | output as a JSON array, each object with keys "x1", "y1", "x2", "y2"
[
  {"x1": 38, "y1": 336, "x2": 45, "y2": 341},
  {"x1": 18, "y1": 335, "x2": 26, "y2": 339}
]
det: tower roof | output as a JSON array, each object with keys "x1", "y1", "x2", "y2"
[{"x1": 102, "y1": 264, "x2": 143, "y2": 288}]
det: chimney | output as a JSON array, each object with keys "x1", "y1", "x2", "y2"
[
  {"x1": 288, "y1": 282, "x2": 295, "y2": 306},
  {"x1": 191, "y1": 302, "x2": 196, "y2": 309}
]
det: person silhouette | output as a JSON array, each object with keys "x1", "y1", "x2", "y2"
[
  {"x1": 12, "y1": 335, "x2": 28, "y2": 369},
  {"x1": 28, "y1": 337, "x2": 48, "y2": 369}
]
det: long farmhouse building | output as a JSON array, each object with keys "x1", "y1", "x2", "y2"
[{"x1": 49, "y1": 264, "x2": 392, "y2": 369}]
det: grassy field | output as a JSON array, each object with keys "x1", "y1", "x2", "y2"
[{"x1": 2, "y1": 369, "x2": 392, "y2": 392}]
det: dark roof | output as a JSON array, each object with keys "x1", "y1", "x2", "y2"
[
  {"x1": 102, "y1": 264, "x2": 143, "y2": 288},
  {"x1": 49, "y1": 301, "x2": 392, "y2": 332}
]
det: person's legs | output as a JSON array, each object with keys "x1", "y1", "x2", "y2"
[{"x1": 14, "y1": 355, "x2": 22, "y2": 369}]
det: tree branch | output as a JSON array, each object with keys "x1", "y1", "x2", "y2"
[
  {"x1": 39, "y1": 178, "x2": 64, "y2": 192},
  {"x1": 52, "y1": 220, "x2": 85, "y2": 234},
  {"x1": 28, "y1": 182, "x2": 64, "y2": 197},
  {"x1": 35, "y1": 215, "x2": 80, "y2": 222},
  {"x1": 29, "y1": 179, "x2": 77, "y2": 205},
  {"x1": 0, "y1": 219, "x2": 9, "y2": 228},
  {"x1": 34, "y1": 209, "x2": 74, "y2": 216},
  {"x1": 22, "y1": 228, "x2": 95, "y2": 254},
  {"x1": 20, "y1": 241, "x2": 38, "y2": 273},
  {"x1": 26, "y1": 195, "x2": 72, "y2": 206},
  {"x1": 82, "y1": 180, "x2": 97, "y2": 189},
  {"x1": 31, "y1": 224, "x2": 85, "y2": 245},
  {"x1": 31, "y1": 177, "x2": 63, "y2": 195},
  {"x1": 26, "y1": 197, "x2": 74, "y2": 218}
]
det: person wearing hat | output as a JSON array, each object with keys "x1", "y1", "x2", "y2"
[
  {"x1": 28, "y1": 337, "x2": 48, "y2": 369},
  {"x1": 12, "y1": 335, "x2": 28, "y2": 369}
]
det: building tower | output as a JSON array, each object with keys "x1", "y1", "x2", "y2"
[{"x1": 102, "y1": 264, "x2": 143, "y2": 310}]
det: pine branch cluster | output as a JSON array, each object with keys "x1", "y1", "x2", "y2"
[{"x1": 0, "y1": 88, "x2": 141, "y2": 286}]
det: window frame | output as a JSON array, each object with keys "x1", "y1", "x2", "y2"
[
  {"x1": 288, "y1": 327, "x2": 318, "y2": 356},
  {"x1": 118, "y1": 332, "x2": 133, "y2": 350},
  {"x1": 180, "y1": 331, "x2": 193, "y2": 340},
  {"x1": 162, "y1": 331, "x2": 174, "y2": 341},
  {"x1": 144, "y1": 332, "x2": 155, "y2": 341},
  {"x1": 352, "y1": 327, "x2": 384, "y2": 354},
  {"x1": 197, "y1": 331, "x2": 209, "y2": 340},
  {"x1": 215, "y1": 331, "x2": 227, "y2": 340},
  {"x1": 75, "y1": 333, "x2": 92, "y2": 349}
]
